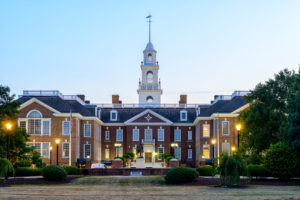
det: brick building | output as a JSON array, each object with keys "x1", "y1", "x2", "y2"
[{"x1": 15, "y1": 16, "x2": 249, "y2": 167}]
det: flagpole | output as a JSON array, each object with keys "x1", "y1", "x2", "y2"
[{"x1": 69, "y1": 109, "x2": 72, "y2": 166}]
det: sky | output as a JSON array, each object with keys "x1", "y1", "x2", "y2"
[{"x1": 0, "y1": 0, "x2": 300, "y2": 104}]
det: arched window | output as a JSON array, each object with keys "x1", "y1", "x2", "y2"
[
  {"x1": 146, "y1": 71, "x2": 153, "y2": 84},
  {"x1": 146, "y1": 96, "x2": 153, "y2": 103},
  {"x1": 148, "y1": 53, "x2": 153, "y2": 62},
  {"x1": 27, "y1": 110, "x2": 42, "y2": 118}
]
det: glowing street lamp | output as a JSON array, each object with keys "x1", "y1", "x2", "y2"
[
  {"x1": 55, "y1": 139, "x2": 60, "y2": 165},
  {"x1": 235, "y1": 124, "x2": 242, "y2": 149},
  {"x1": 4, "y1": 122, "x2": 12, "y2": 180},
  {"x1": 232, "y1": 146, "x2": 236, "y2": 152},
  {"x1": 211, "y1": 139, "x2": 216, "y2": 159}
]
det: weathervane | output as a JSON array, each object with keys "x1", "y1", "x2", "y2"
[{"x1": 146, "y1": 14, "x2": 152, "y2": 43}]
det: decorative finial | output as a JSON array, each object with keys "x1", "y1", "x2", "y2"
[{"x1": 146, "y1": 14, "x2": 152, "y2": 43}]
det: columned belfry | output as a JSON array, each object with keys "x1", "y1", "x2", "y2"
[{"x1": 137, "y1": 15, "x2": 163, "y2": 105}]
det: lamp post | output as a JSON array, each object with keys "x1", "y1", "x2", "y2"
[
  {"x1": 49, "y1": 146, "x2": 53, "y2": 165},
  {"x1": 170, "y1": 143, "x2": 178, "y2": 157},
  {"x1": 114, "y1": 143, "x2": 122, "y2": 158},
  {"x1": 211, "y1": 139, "x2": 216, "y2": 160},
  {"x1": 55, "y1": 139, "x2": 60, "y2": 165},
  {"x1": 235, "y1": 124, "x2": 241, "y2": 150},
  {"x1": 5, "y1": 123, "x2": 12, "y2": 161},
  {"x1": 231, "y1": 146, "x2": 236, "y2": 152}
]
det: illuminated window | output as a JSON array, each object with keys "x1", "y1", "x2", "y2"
[
  {"x1": 203, "y1": 124, "x2": 210, "y2": 137},
  {"x1": 203, "y1": 144, "x2": 210, "y2": 159}
]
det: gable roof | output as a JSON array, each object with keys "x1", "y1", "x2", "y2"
[
  {"x1": 124, "y1": 109, "x2": 173, "y2": 124},
  {"x1": 17, "y1": 96, "x2": 95, "y2": 117}
]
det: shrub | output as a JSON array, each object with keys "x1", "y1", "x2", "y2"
[
  {"x1": 0, "y1": 159, "x2": 14, "y2": 178},
  {"x1": 265, "y1": 142, "x2": 297, "y2": 180},
  {"x1": 123, "y1": 152, "x2": 135, "y2": 158},
  {"x1": 63, "y1": 166, "x2": 79, "y2": 175},
  {"x1": 42, "y1": 165, "x2": 67, "y2": 181},
  {"x1": 218, "y1": 153, "x2": 248, "y2": 186},
  {"x1": 165, "y1": 167, "x2": 199, "y2": 184},
  {"x1": 247, "y1": 164, "x2": 270, "y2": 178},
  {"x1": 166, "y1": 155, "x2": 174, "y2": 162},
  {"x1": 15, "y1": 167, "x2": 42, "y2": 176},
  {"x1": 16, "y1": 160, "x2": 31, "y2": 168},
  {"x1": 246, "y1": 154, "x2": 263, "y2": 165},
  {"x1": 122, "y1": 154, "x2": 131, "y2": 160},
  {"x1": 197, "y1": 166, "x2": 215, "y2": 176}
]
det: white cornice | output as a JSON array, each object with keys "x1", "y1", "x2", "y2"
[
  {"x1": 231, "y1": 103, "x2": 250, "y2": 114},
  {"x1": 124, "y1": 109, "x2": 173, "y2": 125}
]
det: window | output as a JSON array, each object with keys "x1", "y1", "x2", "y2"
[
  {"x1": 222, "y1": 121, "x2": 230, "y2": 135},
  {"x1": 188, "y1": 149, "x2": 192, "y2": 159},
  {"x1": 19, "y1": 121, "x2": 26, "y2": 131},
  {"x1": 222, "y1": 142, "x2": 230, "y2": 155},
  {"x1": 84, "y1": 124, "x2": 91, "y2": 137},
  {"x1": 28, "y1": 119, "x2": 41, "y2": 135},
  {"x1": 146, "y1": 96, "x2": 153, "y2": 103},
  {"x1": 116, "y1": 147, "x2": 123, "y2": 157},
  {"x1": 174, "y1": 129, "x2": 181, "y2": 141},
  {"x1": 146, "y1": 71, "x2": 153, "y2": 83},
  {"x1": 110, "y1": 110, "x2": 118, "y2": 121},
  {"x1": 27, "y1": 110, "x2": 42, "y2": 118},
  {"x1": 116, "y1": 129, "x2": 123, "y2": 141},
  {"x1": 188, "y1": 131, "x2": 192, "y2": 140},
  {"x1": 174, "y1": 147, "x2": 181, "y2": 160},
  {"x1": 62, "y1": 121, "x2": 70, "y2": 135},
  {"x1": 148, "y1": 53, "x2": 153, "y2": 62},
  {"x1": 62, "y1": 143, "x2": 69, "y2": 158},
  {"x1": 42, "y1": 143, "x2": 50, "y2": 158},
  {"x1": 203, "y1": 144, "x2": 210, "y2": 159},
  {"x1": 157, "y1": 128, "x2": 164, "y2": 141},
  {"x1": 84, "y1": 144, "x2": 91, "y2": 158},
  {"x1": 132, "y1": 128, "x2": 139, "y2": 141},
  {"x1": 144, "y1": 128, "x2": 152, "y2": 141},
  {"x1": 42, "y1": 120, "x2": 50, "y2": 135},
  {"x1": 158, "y1": 147, "x2": 164, "y2": 160},
  {"x1": 27, "y1": 142, "x2": 41, "y2": 153},
  {"x1": 180, "y1": 110, "x2": 187, "y2": 121},
  {"x1": 105, "y1": 131, "x2": 110, "y2": 140},
  {"x1": 105, "y1": 149, "x2": 110, "y2": 160},
  {"x1": 196, "y1": 107, "x2": 201, "y2": 116},
  {"x1": 203, "y1": 124, "x2": 210, "y2": 137}
]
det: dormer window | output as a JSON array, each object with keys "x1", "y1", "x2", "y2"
[
  {"x1": 196, "y1": 107, "x2": 200, "y2": 116},
  {"x1": 110, "y1": 110, "x2": 118, "y2": 121},
  {"x1": 180, "y1": 110, "x2": 187, "y2": 121}
]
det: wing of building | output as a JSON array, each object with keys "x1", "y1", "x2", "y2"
[{"x1": 15, "y1": 16, "x2": 249, "y2": 167}]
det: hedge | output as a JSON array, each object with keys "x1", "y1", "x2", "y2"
[
  {"x1": 15, "y1": 167, "x2": 42, "y2": 177},
  {"x1": 63, "y1": 166, "x2": 79, "y2": 175},
  {"x1": 165, "y1": 167, "x2": 199, "y2": 184},
  {"x1": 247, "y1": 164, "x2": 270, "y2": 178},
  {"x1": 42, "y1": 165, "x2": 67, "y2": 181},
  {"x1": 197, "y1": 166, "x2": 215, "y2": 176}
]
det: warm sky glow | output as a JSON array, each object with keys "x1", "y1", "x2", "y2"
[{"x1": 1, "y1": 1, "x2": 299, "y2": 104}]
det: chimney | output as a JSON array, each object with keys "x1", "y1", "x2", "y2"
[
  {"x1": 112, "y1": 95, "x2": 120, "y2": 104},
  {"x1": 179, "y1": 94, "x2": 187, "y2": 105},
  {"x1": 77, "y1": 95, "x2": 85, "y2": 102}
]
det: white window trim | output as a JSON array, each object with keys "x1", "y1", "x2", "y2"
[
  {"x1": 203, "y1": 144, "x2": 210, "y2": 159},
  {"x1": 26, "y1": 110, "x2": 43, "y2": 118},
  {"x1": 188, "y1": 131, "x2": 192, "y2": 140},
  {"x1": 19, "y1": 118, "x2": 51, "y2": 136},
  {"x1": 144, "y1": 128, "x2": 153, "y2": 140},
  {"x1": 62, "y1": 142, "x2": 69, "y2": 158},
  {"x1": 222, "y1": 121, "x2": 230, "y2": 136},
  {"x1": 105, "y1": 131, "x2": 110, "y2": 140},
  {"x1": 174, "y1": 129, "x2": 181, "y2": 142},
  {"x1": 110, "y1": 110, "x2": 118, "y2": 121},
  {"x1": 174, "y1": 147, "x2": 181, "y2": 160},
  {"x1": 84, "y1": 123, "x2": 91, "y2": 137},
  {"x1": 62, "y1": 121, "x2": 70, "y2": 135},
  {"x1": 188, "y1": 149, "x2": 192, "y2": 159},
  {"x1": 180, "y1": 110, "x2": 188, "y2": 121},
  {"x1": 203, "y1": 124, "x2": 210, "y2": 138},
  {"x1": 116, "y1": 129, "x2": 123, "y2": 141},
  {"x1": 157, "y1": 128, "x2": 165, "y2": 141},
  {"x1": 27, "y1": 142, "x2": 50, "y2": 158},
  {"x1": 84, "y1": 144, "x2": 91, "y2": 159},
  {"x1": 132, "y1": 128, "x2": 139, "y2": 141},
  {"x1": 157, "y1": 147, "x2": 164, "y2": 160}
]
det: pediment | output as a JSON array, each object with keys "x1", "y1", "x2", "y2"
[{"x1": 124, "y1": 109, "x2": 172, "y2": 125}]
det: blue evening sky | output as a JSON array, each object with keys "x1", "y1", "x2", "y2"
[{"x1": 0, "y1": 1, "x2": 300, "y2": 104}]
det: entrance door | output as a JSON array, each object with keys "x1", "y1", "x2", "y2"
[{"x1": 145, "y1": 152, "x2": 152, "y2": 162}]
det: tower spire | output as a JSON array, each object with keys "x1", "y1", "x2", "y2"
[{"x1": 146, "y1": 14, "x2": 152, "y2": 43}]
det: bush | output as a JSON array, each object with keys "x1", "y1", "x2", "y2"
[
  {"x1": 62, "y1": 166, "x2": 79, "y2": 175},
  {"x1": 265, "y1": 142, "x2": 297, "y2": 180},
  {"x1": 245, "y1": 154, "x2": 263, "y2": 165},
  {"x1": 0, "y1": 159, "x2": 14, "y2": 178},
  {"x1": 218, "y1": 153, "x2": 248, "y2": 186},
  {"x1": 42, "y1": 165, "x2": 67, "y2": 181},
  {"x1": 123, "y1": 152, "x2": 135, "y2": 158},
  {"x1": 247, "y1": 164, "x2": 270, "y2": 178},
  {"x1": 165, "y1": 167, "x2": 199, "y2": 184},
  {"x1": 197, "y1": 166, "x2": 215, "y2": 176},
  {"x1": 16, "y1": 160, "x2": 31, "y2": 168},
  {"x1": 122, "y1": 154, "x2": 131, "y2": 160},
  {"x1": 15, "y1": 167, "x2": 42, "y2": 176}
]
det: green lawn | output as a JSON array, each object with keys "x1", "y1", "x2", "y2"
[{"x1": 1, "y1": 176, "x2": 300, "y2": 200}]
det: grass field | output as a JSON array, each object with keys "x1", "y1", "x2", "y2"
[{"x1": 1, "y1": 176, "x2": 300, "y2": 200}]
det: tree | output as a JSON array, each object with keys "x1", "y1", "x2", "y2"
[
  {"x1": 0, "y1": 85, "x2": 31, "y2": 165},
  {"x1": 286, "y1": 71, "x2": 300, "y2": 156},
  {"x1": 238, "y1": 69, "x2": 296, "y2": 155}
]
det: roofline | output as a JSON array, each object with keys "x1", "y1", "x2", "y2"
[
  {"x1": 124, "y1": 109, "x2": 173, "y2": 124},
  {"x1": 193, "y1": 113, "x2": 240, "y2": 125},
  {"x1": 231, "y1": 103, "x2": 250, "y2": 114},
  {"x1": 53, "y1": 113, "x2": 103, "y2": 125},
  {"x1": 19, "y1": 98, "x2": 61, "y2": 113}
]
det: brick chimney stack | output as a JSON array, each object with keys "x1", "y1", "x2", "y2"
[
  {"x1": 179, "y1": 95, "x2": 187, "y2": 105},
  {"x1": 112, "y1": 95, "x2": 121, "y2": 104},
  {"x1": 77, "y1": 95, "x2": 85, "y2": 102}
]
